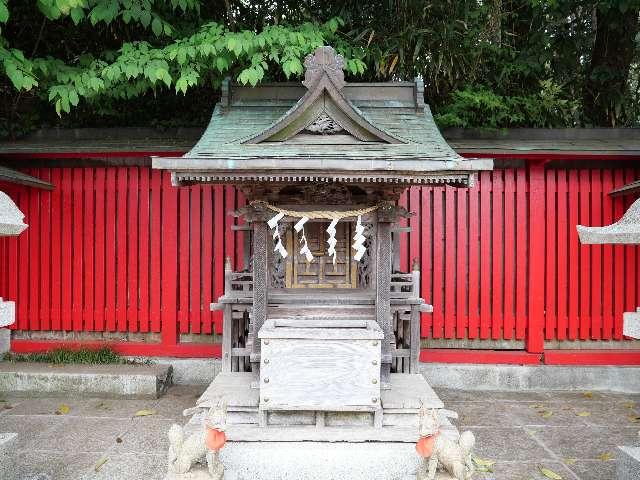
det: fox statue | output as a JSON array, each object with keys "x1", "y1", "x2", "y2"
[
  {"x1": 167, "y1": 400, "x2": 227, "y2": 479},
  {"x1": 416, "y1": 405, "x2": 475, "y2": 480}
]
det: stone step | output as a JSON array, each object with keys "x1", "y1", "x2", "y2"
[
  {"x1": 166, "y1": 442, "x2": 456, "y2": 480},
  {"x1": 0, "y1": 362, "x2": 172, "y2": 399}
]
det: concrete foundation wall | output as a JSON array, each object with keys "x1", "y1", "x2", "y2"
[{"x1": 148, "y1": 357, "x2": 640, "y2": 393}]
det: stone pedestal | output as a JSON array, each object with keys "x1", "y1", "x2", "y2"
[
  {"x1": 617, "y1": 446, "x2": 640, "y2": 480},
  {"x1": 0, "y1": 298, "x2": 15, "y2": 355},
  {"x1": 0, "y1": 433, "x2": 17, "y2": 480},
  {"x1": 0, "y1": 329, "x2": 9, "y2": 356},
  {"x1": 623, "y1": 308, "x2": 640, "y2": 340}
]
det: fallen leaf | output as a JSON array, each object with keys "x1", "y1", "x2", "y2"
[
  {"x1": 56, "y1": 404, "x2": 70, "y2": 415},
  {"x1": 134, "y1": 409, "x2": 156, "y2": 417},
  {"x1": 629, "y1": 415, "x2": 640, "y2": 423},
  {"x1": 94, "y1": 457, "x2": 108, "y2": 472},
  {"x1": 597, "y1": 452, "x2": 614, "y2": 461},
  {"x1": 530, "y1": 404, "x2": 546, "y2": 409},
  {"x1": 624, "y1": 401, "x2": 636, "y2": 409},
  {"x1": 563, "y1": 458, "x2": 577, "y2": 465},
  {"x1": 576, "y1": 411, "x2": 591, "y2": 417},
  {"x1": 472, "y1": 456, "x2": 496, "y2": 468},
  {"x1": 539, "y1": 466, "x2": 563, "y2": 479},
  {"x1": 540, "y1": 410, "x2": 554, "y2": 418},
  {"x1": 582, "y1": 392, "x2": 593, "y2": 398}
]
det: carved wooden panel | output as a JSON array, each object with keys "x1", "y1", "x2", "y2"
[{"x1": 284, "y1": 221, "x2": 357, "y2": 289}]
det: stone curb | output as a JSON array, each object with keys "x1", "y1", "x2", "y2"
[
  {"x1": 0, "y1": 432, "x2": 17, "y2": 480},
  {"x1": 0, "y1": 362, "x2": 172, "y2": 399},
  {"x1": 617, "y1": 446, "x2": 640, "y2": 480}
]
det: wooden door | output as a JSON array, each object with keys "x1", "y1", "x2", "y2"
[{"x1": 285, "y1": 221, "x2": 357, "y2": 288}]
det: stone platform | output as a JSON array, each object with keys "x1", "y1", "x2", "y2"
[
  {"x1": 165, "y1": 373, "x2": 461, "y2": 480},
  {"x1": 186, "y1": 372, "x2": 453, "y2": 442},
  {"x1": 168, "y1": 442, "x2": 458, "y2": 480}
]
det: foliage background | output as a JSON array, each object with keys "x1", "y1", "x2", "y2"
[{"x1": 1, "y1": 0, "x2": 639, "y2": 138}]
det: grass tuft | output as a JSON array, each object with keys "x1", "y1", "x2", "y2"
[{"x1": 3, "y1": 347, "x2": 127, "y2": 365}]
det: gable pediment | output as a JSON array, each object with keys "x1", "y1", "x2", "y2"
[{"x1": 243, "y1": 47, "x2": 404, "y2": 145}]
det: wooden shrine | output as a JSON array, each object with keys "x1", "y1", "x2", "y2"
[{"x1": 153, "y1": 46, "x2": 491, "y2": 443}]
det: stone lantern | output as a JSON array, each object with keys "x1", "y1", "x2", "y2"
[{"x1": 0, "y1": 191, "x2": 28, "y2": 353}]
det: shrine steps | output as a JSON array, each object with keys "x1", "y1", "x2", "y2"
[
  {"x1": 167, "y1": 442, "x2": 457, "y2": 480},
  {"x1": 172, "y1": 372, "x2": 461, "y2": 480},
  {"x1": 187, "y1": 372, "x2": 456, "y2": 443}
]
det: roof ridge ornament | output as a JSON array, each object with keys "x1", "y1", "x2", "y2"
[
  {"x1": 242, "y1": 46, "x2": 404, "y2": 144},
  {"x1": 303, "y1": 46, "x2": 345, "y2": 91}
]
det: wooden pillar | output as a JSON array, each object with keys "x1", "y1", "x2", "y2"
[
  {"x1": 250, "y1": 219, "x2": 269, "y2": 378},
  {"x1": 376, "y1": 214, "x2": 394, "y2": 385}
]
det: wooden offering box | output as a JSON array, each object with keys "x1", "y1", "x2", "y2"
[{"x1": 258, "y1": 319, "x2": 383, "y2": 412}]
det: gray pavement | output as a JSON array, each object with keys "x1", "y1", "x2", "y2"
[{"x1": 0, "y1": 386, "x2": 638, "y2": 480}]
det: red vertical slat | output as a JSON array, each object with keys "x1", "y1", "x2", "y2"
[
  {"x1": 420, "y1": 187, "x2": 432, "y2": 337},
  {"x1": 202, "y1": 186, "x2": 214, "y2": 335},
  {"x1": 61, "y1": 169, "x2": 73, "y2": 331},
  {"x1": 28, "y1": 171, "x2": 41, "y2": 330},
  {"x1": 455, "y1": 187, "x2": 467, "y2": 339},
  {"x1": 94, "y1": 168, "x2": 106, "y2": 332},
  {"x1": 105, "y1": 167, "x2": 117, "y2": 332},
  {"x1": 567, "y1": 169, "x2": 579, "y2": 340},
  {"x1": 398, "y1": 189, "x2": 409, "y2": 273},
  {"x1": 236, "y1": 190, "x2": 247, "y2": 272},
  {"x1": 39, "y1": 169, "x2": 51, "y2": 330},
  {"x1": 72, "y1": 169, "x2": 84, "y2": 331},
  {"x1": 443, "y1": 186, "x2": 455, "y2": 339},
  {"x1": 161, "y1": 171, "x2": 178, "y2": 347},
  {"x1": 527, "y1": 164, "x2": 545, "y2": 353},
  {"x1": 83, "y1": 168, "x2": 95, "y2": 331},
  {"x1": 224, "y1": 186, "x2": 236, "y2": 273},
  {"x1": 515, "y1": 168, "x2": 527, "y2": 339},
  {"x1": 612, "y1": 169, "x2": 625, "y2": 339},
  {"x1": 467, "y1": 181, "x2": 479, "y2": 339},
  {"x1": 127, "y1": 167, "x2": 139, "y2": 332},
  {"x1": 479, "y1": 172, "x2": 491, "y2": 340},
  {"x1": 624, "y1": 168, "x2": 637, "y2": 317},
  {"x1": 50, "y1": 169, "x2": 62, "y2": 330},
  {"x1": 544, "y1": 169, "x2": 556, "y2": 340},
  {"x1": 491, "y1": 170, "x2": 504, "y2": 340},
  {"x1": 150, "y1": 170, "x2": 162, "y2": 333},
  {"x1": 178, "y1": 188, "x2": 190, "y2": 334},
  {"x1": 409, "y1": 186, "x2": 420, "y2": 270},
  {"x1": 213, "y1": 185, "x2": 224, "y2": 334},
  {"x1": 578, "y1": 169, "x2": 590, "y2": 340},
  {"x1": 16, "y1": 188, "x2": 28, "y2": 330},
  {"x1": 8, "y1": 192, "x2": 18, "y2": 328},
  {"x1": 590, "y1": 170, "x2": 602, "y2": 339},
  {"x1": 190, "y1": 185, "x2": 202, "y2": 334},
  {"x1": 116, "y1": 168, "x2": 128, "y2": 332},
  {"x1": 503, "y1": 169, "x2": 515, "y2": 340},
  {"x1": 600, "y1": 169, "x2": 614, "y2": 340},
  {"x1": 556, "y1": 169, "x2": 568, "y2": 341},
  {"x1": 431, "y1": 187, "x2": 444, "y2": 338},
  {"x1": 138, "y1": 168, "x2": 150, "y2": 333}
]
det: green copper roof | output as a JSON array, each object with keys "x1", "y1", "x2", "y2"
[{"x1": 153, "y1": 47, "x2": 491, "y2": 186}]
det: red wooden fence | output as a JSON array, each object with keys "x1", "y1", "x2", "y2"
[{"x1": 0, "y1": 164, "x2": 639, "y2": 361}]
